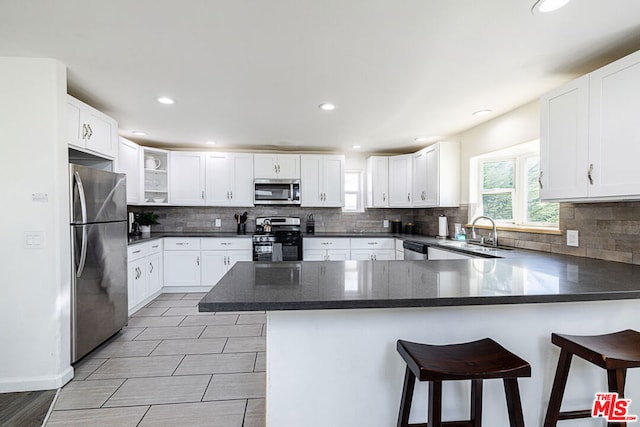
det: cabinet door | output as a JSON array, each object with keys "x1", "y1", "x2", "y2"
[
  {"x1": 322, "y1": 155, "x2": 344, "y2": 207},
  {"x1": 412, "y1": 149, "x2": 428, "y2": 207},
  {"x1": 300, "y1": 155, "x2": 322, "y2": 206},
  {"x1": 540, "y1": 75, "x2": 590, "y2": 200},
  {"x1": 423, "y1": 146, "x2": 439, "y2": 206},
  {"x1": 427, "y1": 247, "x2": 449, "y2": 260},
  {"x1": 275, "y1": 155, "x2": 301, "y2": 179},
  {"x1": 367, "y1": 156, "x2": 389, "y2": 208},
  {"x1": 117, "y1": 137, "x2": 141, "y2": 204},
  {"x1": 303, "y1": 250, "x2": 327, "y2": 261},
  {"x1": 254, "y1": 154, "x2": 277, "y2": 179},
  {"x1": 147, "y1": 251, "x2": 163, "y2": 296},
  {"x1": 373, "y1": 249, "x2": 396, "y2": 261},
  {"x1": 83, "y1": 107, "x2": 117, "y2": 158},
  {"x1": 326, "y1": 249, "x2": 350, "y2": 261},
  {"x1": 205, "y1": 153, "x2": 232, "y2": 205},
  {"x1": 127, "y1": 258, "x2": 147, "y2": 310},
  {"x1": 170, "y1": 152, "x2": 205, "y2": 205},
  {"x1": 388, "y1": 154, "x2": 413, "y2": 207},
  {"x1": 164, "y1": 251, "x2": 201, "y2": 286},
  {"x1": 227, "y1": 250, "x2": 252, "y2": 268},
  {"x1": 67, "y1": 97, "x2": 84, "y2": 149},
  {"x1": 589, "y1": 51, "x2": 640, "y2": 198},
  {"x1": 350, "y1": 250, "x2": 374, "y2": 261},
  {"x1": 201, "y1": 251, "x2": 227, "y2": 287},
  {"x1": 229, "y1": 153, "x2": 254, "y2": 207}
]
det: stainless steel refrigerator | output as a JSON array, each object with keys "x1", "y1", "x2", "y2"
[{"x1": 70, "y1": 164, "x2": 128, "y2": 363}]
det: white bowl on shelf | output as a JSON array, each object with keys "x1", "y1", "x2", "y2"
[{"x1": 152, "y1": 197, "x2": 165, "y2": 203}]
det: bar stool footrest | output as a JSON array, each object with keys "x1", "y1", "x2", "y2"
[{"x1": 558, "y1": 409, "x2": 592, "y2": 420}]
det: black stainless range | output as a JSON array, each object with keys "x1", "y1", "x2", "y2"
[{"x1": 252, "y1": 217, "x2": 303, "y2": 261}]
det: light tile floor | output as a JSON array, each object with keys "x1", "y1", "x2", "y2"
[{"x1": 46, "y1": 293, "x2": 266, "y2": 427}]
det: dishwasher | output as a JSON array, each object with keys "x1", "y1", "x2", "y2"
[{"x1": 403, "y1": 240, "x2": 429, "y2": 260}]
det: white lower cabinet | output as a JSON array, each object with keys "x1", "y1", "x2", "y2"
[
  {"x1": 303, "y1": 238, "x2": 351, "y2": 261},
  {"x1": 350, "y1": 238, "x2": 395, "y2": 261},
  {"x1": 201, "y1": 238, "x2": 252, "y2": 287},
  {"x1": 163, "y1": 238, "x2": 202, "y2": 290},
  {"x1": 127, "y1": 240, "x2": 163, "y2": 314}
]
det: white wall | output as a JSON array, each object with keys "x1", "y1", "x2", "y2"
[
  {"x1": 0, "y1": 57, "x2": 73, "y2": 392},
  {"x1": 457, "y1": 101, "x2": 540, "y2": 203}
]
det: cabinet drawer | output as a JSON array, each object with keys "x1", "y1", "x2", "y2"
[
  {"x1": 201, "y1": 237, "x2": 252, "y2": 250},
  {"x1": 147, "y1": 240, "x2": 163, "y2": 254},
  {"x1": 395, "y1": 239, "x2": 404, "y2": 251},
  {"x1": 304, "y1": 237, "x2": 350, "y2": 250},
  {"x1": 128, "y1": 243, "x2": 149, "y2": 260},
  {"x1": 164, "y1": 238, "x2": 201, "y2": 250},
  {"x1": 350, "y1": 238, "x2": 395, "y2": 250}
]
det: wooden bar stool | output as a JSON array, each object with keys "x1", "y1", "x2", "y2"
[
  {"x1": 396, "y1": 338, "x2": 531, "y2": 427},
  {"x1": 543, "y1": 329, "x2": 640, "y2": 427}
]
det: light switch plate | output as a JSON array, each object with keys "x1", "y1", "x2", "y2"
[
  {"x1": 567, "y1": 230, "x2": 579, "y2": 247},
  {"x1": 215, "y1": 219, "x2": 221, "y2": 227},
  {"x1": 24, "y1": 231, "x2": 45, "y2": 249},
  {"x1": 383, "y1": 220, "x2": 389, "y2": 228}
]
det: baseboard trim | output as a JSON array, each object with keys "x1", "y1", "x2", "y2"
[{"x1": 0, "y1": 366, "x2": 73, "y2": 393}]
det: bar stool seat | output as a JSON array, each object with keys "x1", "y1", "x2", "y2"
[
  {"x1": 543, "y1": 329, "x2": 640, "y2": 427},
  {"x1": 396, "y1": 338, "x2": 531, "y2": 427}
]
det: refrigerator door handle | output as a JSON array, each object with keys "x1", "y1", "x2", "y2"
[{"x1": 74, "y1": 171, "x2": 89, "y2": 277}]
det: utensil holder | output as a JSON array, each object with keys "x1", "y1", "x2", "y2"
[{"x1": 237, "y1": 223, "x2": 246, "y2": 234}]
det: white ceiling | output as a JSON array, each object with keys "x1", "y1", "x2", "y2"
[{"x1": 2, "y1": 0, "x2": 640, "y2": 153}]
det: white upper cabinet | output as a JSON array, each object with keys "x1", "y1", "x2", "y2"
[
  {"x1": 388, "y1": 154, "x2": 413, "y2": 207},
  {"x1": 142, "y1": 147, "x2": 170, "y2": 205},
  {"x1": 300, "y1": 154, "x2": 345, "y2": 207},
  {"x1": 254, "y1": 154, "x2": 300, "y2": 179},
  {"x1": 67, "y1": 95, "x2": 118, "y2": 159},
  {"x1": 205, "y1": 152, "x2": 254, "y2": 207},
  {"x1": 540, "y1": 49, "x2": 640, "y2": 202},
  {"x1": 117, "y1": 137, "x2": 141, "y2": 204},
  {"x1": 170, "y1": 152, "x2": 205, "y2": 205},
  {"x1": 412, "y1": 142, "x2": 460, "y2": 208},
  {"x1": 540, "y1": 75, "x2": 590, "y2": 200},
  {"x1": 366, "y1": 156, "x2": 389, "y2": 208}
]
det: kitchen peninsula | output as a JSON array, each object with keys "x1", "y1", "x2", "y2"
[{"x1": 199, "y1": 251, "x2": 640, "y2": 427}]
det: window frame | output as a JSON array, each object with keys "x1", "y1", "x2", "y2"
[{"x1": 343, "y1": 169, "x2": 364, "y2": 213}]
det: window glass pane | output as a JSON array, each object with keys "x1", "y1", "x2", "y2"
[
  {"x1": 344, "y1": 172, "x2": 359, "y2": 192},
  {"x1": 483, "y1": 160, "x2": 514, "y2": 190},
  {"x1": 526, "y1": 157, "x2": 559, "y2": 224},
  {"x1": 344, "y1": 193, "x2": 358, "y2": 210},
  {"x1": 482, "y1": 193, "x2": 513, "y2": 220}
]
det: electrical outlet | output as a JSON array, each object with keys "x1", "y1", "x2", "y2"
[
  {"x1": 383, "y1": 220, "x2": 389, "y2": 228},
  {"x1": 567, "y1": 230, "x2": 579, "y2": 247},
  {"x1": 215, "y1": 218, "x2": 221, "y2": 227}
]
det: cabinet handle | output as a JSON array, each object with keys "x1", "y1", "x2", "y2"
[
  {"x1": 383, "y1": 193, "x2": 386, "y2": 202},
  {"x1": 87, "y1": 124, "x2": 93, "y2": 139},
  {"x1": 132, "y1": 249, "x2": 141, "y2": 254},
  {"x1": 230, "y1": 191, "x2": 233, "y2": 199},
  {"x1": 407, "y1": 193, "x2": 411, "y2": 202},
  {"x1": 538, "y1": 171, "x2": 543, "y2": 189},
  {"x1": 151, "y1": 244, "x2": 159, "y2": 249},
  {"x1": 149, "y1": 262, "x2": 154, "y2": 274},
  {"x1": 226, "y1": 191, "x2": 230, "y2": 199},
  {"x1": 176, "y1": 242, "x2": 188, "y2": 246},
  {"x1": 588, "y1": 164, "x2": 594, "y2": 185},
  {"x1": 197, "y1": 256, "x2": 200, "y2": 266},
  {"x1": 82, "y1": 124, "x2": 88, "y2": 139},
  {"x1": 368, "y1": 242, "x2": 378, "y2": 245},
  {"x1": 201, "y1": 190, "x2": 205, "y2": 199}
]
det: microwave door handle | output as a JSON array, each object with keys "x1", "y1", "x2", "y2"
[{"x1": 73, "y1": 171, "x2": 88, "y2": 277}]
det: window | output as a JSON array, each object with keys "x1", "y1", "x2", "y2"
[
  {"x1": 472, "y1": 141, "x2": 558, "y2": 227},
  {"x1": 343, "y1": 170, "x2": 363, "y2": 212}
]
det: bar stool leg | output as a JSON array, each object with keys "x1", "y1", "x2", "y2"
[
  {"x1": 503, "y1": 378, "x2": 525, "y2": 427},
  {"x1": 428, "y1": 380, "x2": 443, "y2": 427},
  {"x1": 543, "y1": 349, "x2": 573, "y2": 427},
  {"x1": 470, "y1": 379, "x2": 483, "y2": 427},
  {"x1": 397, "y1": 367, "x2": 416, "y2": 427},
  {"x1": 607, "y1": 368, "x2": 628, "y2": 427}
]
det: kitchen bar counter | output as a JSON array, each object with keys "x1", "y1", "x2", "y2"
[{"x1": 199, "y1": 255, "x2": 640, "y2": 427}]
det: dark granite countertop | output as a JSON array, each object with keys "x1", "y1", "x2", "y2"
[{"x1": 198, "y1": 253, "x2": 640, "y2": 312}]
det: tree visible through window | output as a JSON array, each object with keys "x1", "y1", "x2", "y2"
[{"x1": 478, "y1": 152, "x2": 558, "y2": 226}]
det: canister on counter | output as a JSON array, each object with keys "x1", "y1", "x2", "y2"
[
  {"x1": 391, "y1": 219, "x2": 402, "y2": 234},
  {"x1": 404, "y1": 222, "x2": 415, "y2": 234}
]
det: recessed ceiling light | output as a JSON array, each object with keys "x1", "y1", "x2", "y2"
[
  {"x1": 131, "y1": 130, "x2": 147, "y2": 136},
  {"x1": 157, "y1": 96, "x2": 175, "y2": 105},
  {"x1": 352, "y1": 145, "x2": 361, "y2": 149},
  {"x1": 206, "y1": 141, "x2": 216, "y2": 145},
  {"x1": 473, "y1": 109, "x2": 493, "y2": 117},
  {"x1": 414, "y1": 137, "x2": 430, "y2": 143},
  {"x1": 318, "y1": 103, "x2": 336, "y2": 111},
  {"x1": 531, "y1": 0, "x2": 571, "y2": 14}
]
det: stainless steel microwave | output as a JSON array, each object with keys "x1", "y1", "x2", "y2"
[{"x1": 254, "y1": 179, "x2": 301, "y2": 205}]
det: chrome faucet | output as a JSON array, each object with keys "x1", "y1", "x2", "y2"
[{"x1": 470, "y1": 216, "x2": 498, "y2": 247}]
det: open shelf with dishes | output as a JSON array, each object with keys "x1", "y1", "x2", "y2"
[{"x1": 142, "y1": 147, "x2": 169, "y2": 204}]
